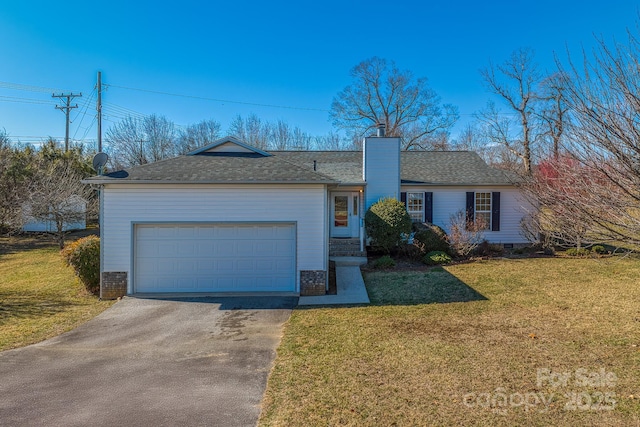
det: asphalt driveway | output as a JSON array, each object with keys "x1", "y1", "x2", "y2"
[{"x1": 0, "y1": 296, "x2": 296, "y2": 427}]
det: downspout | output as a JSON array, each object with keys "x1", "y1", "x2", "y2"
[
  {"x1": 360, "y1": 188, "x2": 365, "y2": 252},
  {"x1": 98, "y1": 184, "x2": 104, "y2": 299}
]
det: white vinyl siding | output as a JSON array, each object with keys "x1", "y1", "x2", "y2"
[
  {"x1": 401, "y1": 186, "x2": 530, "y2": 244},
  {"x1": 102, "y1": 184, "x2": 327, "y2": 294},
  {"x1": 363, "y1": 137, "x2": 401, "y2": 211}
]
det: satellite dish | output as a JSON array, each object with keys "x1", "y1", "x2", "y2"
[{"x1": 92, "y1": 152, "x2": 109, "y2": 173}]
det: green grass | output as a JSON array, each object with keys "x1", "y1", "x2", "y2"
[
  {"x1": 0, "y1": 235, "x2": 114, "y2": 351},
  {"x1": 259, "y1": 257, "x2": 640, "y2": 426}
]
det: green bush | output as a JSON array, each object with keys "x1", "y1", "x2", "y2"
[
  {"x1": 422, "y1": 250, "x2": 453, "y2": 265},
  {"x1": 365, "y1": 197, "x2": 412, "y2": 253},
  {"x1": 61, "y1": 235, "x2": 100, "y2": 294},
  {"x1": 591, "y1": 245, "x2": 606, "y2": 254},
  {"x1": 565, "y1": 247, "x2": 590, "y2": 257},
  {"x1": 373, "y1": 255, "x2": 396, "y2": 269},
  {"x1": 412, "y1": 222, "x2": 451, "y2": 255}
]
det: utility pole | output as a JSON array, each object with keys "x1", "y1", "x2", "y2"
[
  {"x1": 52, "y1": 92, "x2": 82, "y2": 152},
  {"x1": 96, "y1": 71, "x2": 102, "y2": 153}
]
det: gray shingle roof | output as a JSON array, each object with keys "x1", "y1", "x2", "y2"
[
  {"x1": 400, "y1": 151, "x2": 515, "y2": 185},
  {"x1": 274, "y1": 150, "x2": 515, "y2": 186},
  {"x1": 273, "y1": 151, "x2": 364, "y2": 184},
  {"x1": 86, "y1": 147, "x2": 515, "y2": 186},
  {"x1": 84, "y1": 153, "x2": 337, "y2": 184}
]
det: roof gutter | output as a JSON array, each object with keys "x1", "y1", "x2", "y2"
[{"x1": 81, "y1": 179, "x2": 339, "y2": 185}]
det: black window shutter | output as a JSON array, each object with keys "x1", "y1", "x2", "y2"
[
  {"x1": 466, "y1": 192, "x2": 475, "y2": 229},
  {"x1": 425, "y1": 192, "x2": 433, "y2": 223},
  {"x1": 492, "y1": 192, "x2": 501, "y2": 231},
  {"x1": 400, "y1": 192, "x2": 407, "y2": 206}
]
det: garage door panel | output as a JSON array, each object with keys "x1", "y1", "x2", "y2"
[
  {"x1": 216, "y1": 226, "x2": 236, "y2": 239},
  {"x1": 196, "y1": 241, "x2": 215, "y2": 253},
  {"x1": 255, "y1": 227, "x2": 273, "y2": 238},
  {"x1": 277, "y1": 226, "x2": 295, "y2": 239},
  {"x1": 236, "y1": 240, "x2": 255, "y2": 254},
  {"x1": 197, "y1": 226, "x2": 215, "y2": 238},
  {"x1": 254, "y1": 241, "x2": 275, "y2": 253},
  {"x1": 157, "y1": 227, "x2": 177, "y2": 238},
  {"x1": 176, "y1": 259, "x2": 196, "y2": 273},
  {"x1": 135, "y1": 223, "x2": 297, "y2": 293},
  {"x1": 157, "y1": 243, "x2": 178, "y2": 256},
  {"x1": 176, "y1": 227, "x2": 196, "y2": 238},
  {"x1": 275, "y1": 240, "x2": 294, "y2": 252}
]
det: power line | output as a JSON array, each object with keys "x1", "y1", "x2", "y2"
[
  {"x1": 104, "y1": 83, "x2": 330, "y2": 112},
  {"x1": 0, "y1": 81, "x2": 73, "y2": 94},
  {"x1": 0, "y1": 95, "x2": 58, "y2": 105},
  {"x1": 102, "y1": 102, "x2": 148, "y2": 120},
  {"x1": 71, "y1": 89, "x2": 97, "y2": 141}
]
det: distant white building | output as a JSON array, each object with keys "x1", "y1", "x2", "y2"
[{"x1": 22, "y1": 195, "x2": 87, "y2": 232}]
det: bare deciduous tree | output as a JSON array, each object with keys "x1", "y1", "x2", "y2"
[
  {"x1": 478, "y1": 48, "x2": 544, "y2": 174},
  {"x1": 228, "y1": 114, "x2": 270, "y2": 150},
  {"x1": 521, "y1": 156, "x2": 607, "y2": 249},
  {"x1": 537, "y1": 72, "x2": 569, "y2": 159},
  {"x1": 553, "y1": 30, "x2": 640, "y2": 248},
  {"x1": 447, "y1": 210, "x2": 486, "y2": 256},
  {"x1": 269, "y1": 119, "x2": 313, "y2": 150},
  {"x1": 310, "y1": 132, "x2": 347, "y2": 150},
  {"x1": 330, "y1": 57, "x2": 459, "y2": 150},
  {"x1": 452, "y1": 123, "x2": 504, "y2": 166},
  {"x1": 228, "y1": 115, "x2": 315, "y2": 150},
  {"x1": 177, "y1": 119, "x2": 222, "y2": 154},
  {"x1": 106, "y1": 115, "x2": 177, "y2": 168},
  {"x1": 28, "y1": 161, "x2": 93, "y2": 248}
]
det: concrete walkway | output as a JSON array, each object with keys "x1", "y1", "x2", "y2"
[{"x1": 298, "y1": 257, "x2": 370, "y2": 306}]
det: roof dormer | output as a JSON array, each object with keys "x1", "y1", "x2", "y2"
[{"x1": 187, "y1": 136, "x2": 272, "y2": 157}]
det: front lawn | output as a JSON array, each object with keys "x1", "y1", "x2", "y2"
[
  {"x1": 259, "y1": 257, "x2": 640, "y2": 426},
  {"x1": 0, "y1": 235, "x2": 114, "y2": 351}
]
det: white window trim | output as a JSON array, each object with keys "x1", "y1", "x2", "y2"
[
  {"x1": 475, "y1": 192, "x2": 492, "y2": 230},
  {"x1": 407, "y1": 192, "x2": 424, "y2": 223}
]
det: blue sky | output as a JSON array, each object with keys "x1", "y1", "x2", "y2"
[{"x1": 1, "y1": 1, "x2": 638, "y2": 148}]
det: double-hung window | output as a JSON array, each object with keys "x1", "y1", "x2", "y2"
[
  {"x1": 475, "y1": 192, "x2": 491, "y2": 230},
  {"x1": 407, "y1": 192, "x2": 424, "y2": 222}
]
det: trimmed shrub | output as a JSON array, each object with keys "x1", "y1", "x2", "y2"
[
  {"x1": 398, "y1": 243, "x2": 424, "y2": 261},
  {"x1": 412, "y1": 222, "x2": 451, "y2": 255},
  {"x1": 373, "y1": 255, "x2": 396, "y2": 269},
  {"x1": 565, "y1": 247, "x2": 590, "y2": 257},
  {"x1": 475, "y1": 240, "x2": 505, "y2": 257},
  {"x1": 61, "y1": 235, "x2": 100, "y2": 294},
  {"x1": 591, "y1": 245, "x2": 606, "y2": 254},
  {"x1": 422, "y1": 250, "x2": 453, "y2": 265},
  {"x1": 365, "y1": 197, "x2": 412, "y2": 254}
]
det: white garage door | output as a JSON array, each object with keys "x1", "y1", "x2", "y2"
[{"x1": 134, "y1": 223, "x2": 296, "y2": 293}]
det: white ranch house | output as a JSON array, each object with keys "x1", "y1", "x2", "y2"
[{"x1": 85, "y1": 129, "x2": 528, "y2": 299}]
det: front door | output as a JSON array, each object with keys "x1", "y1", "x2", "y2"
[{"x1": 330, "y1": 192, "x2": 360, "y2": 238}]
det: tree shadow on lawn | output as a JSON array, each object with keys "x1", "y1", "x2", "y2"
[
  {"x1": 0, "y1": 229, "x2": 100, "y2": 258},
  {"x1": 0, "y1": 235, "x2": 54, "y2": 257},
  {"x1": 364, "y1": 268, "x2": 487, "y2": 306},
  {"x1": 0, "y1": 291, "x2": 74, "y2": 325}
]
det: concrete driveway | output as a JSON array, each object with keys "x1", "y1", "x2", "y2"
[{"x1": 0, "y1": 296, "x2": 296, "y2": 427}]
